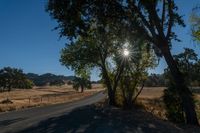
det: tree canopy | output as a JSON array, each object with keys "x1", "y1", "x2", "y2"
[{"x1": 0, "y1": 67, "x2": 33, "y2": 92}]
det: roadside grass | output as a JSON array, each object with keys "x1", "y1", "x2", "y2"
[{"x1": 138, "y1": 87, "x2": 200, "y2": 122}]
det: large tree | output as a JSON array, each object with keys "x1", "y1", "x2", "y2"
[
  {"x1": 60, "y1": 28, "x2": 131, "y2": 105},
  {"x1": 48, "y1": 0, "x2": 130, "y2": 105},
  {"x1": 47, "y1": 0, "x2": 199, "y2": 124},
  {"x1": 0, "y1": 67, "x2": 33, "y2": 92},
  {"x1": 122, "y1": 0, "x2": 199, "y2": 125}
]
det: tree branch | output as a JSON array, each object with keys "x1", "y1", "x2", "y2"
[
  {"x1": 133, "y1": 81, "x2": 145, "y2": 103},
  {"x1": 166, "y1": 0, "x2": 173, "y2": 40},
  {"x1": 128, "y1": 0, "x2": 157, "y2": 39},
  {"x1": 161, "y1": 0, "x2": 166, "y2": 28}
]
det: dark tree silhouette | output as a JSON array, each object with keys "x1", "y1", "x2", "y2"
[
  {"x1": 72, "y1": 77, "x2": 91, "y2": 93},
  {"x1": 122, "y1": 0, "x2": 199, "y2": 125},
  {"x1": 0, "y1": 67, "x2": 33, "y2": 92}
]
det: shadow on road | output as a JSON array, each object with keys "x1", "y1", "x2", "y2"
[
  {"x1": 0, "y1": 118, "x2": 26, "y2": 127},
  {"x1": 17, "y1": 105, "x2": 182, "y2": 133}
]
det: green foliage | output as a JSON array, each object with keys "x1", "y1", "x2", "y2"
[
  {"x1": 0, "y1": 67, "x2": 33, "y2": 92},
  {"x1": 163, "y1": 48, "x2": 200, "y2": 123},
  {"x1": 72, "y1": 77, "x2": 91, "y2": 93},
  {"x1": 119, "y1": 42, "x2": 156, "y2": 109},
  {"x1": 49, "y1": 79, "x2": 65, "y2": 86},
  {"x1": 173, "y1": 48, "x2": 200, "y2": 86},
  {"x1": 190, "y1": 6, "x2": 200, "y2": 42},
  {"x1": 163, "y1": 83, "x2": 185, "y2": 123},
  {"x1": 145, "y1": 74, "x2": 167, "y2": 87}
]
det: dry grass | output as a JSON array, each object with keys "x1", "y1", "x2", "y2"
[
  {"x1": 136, "y1": 87, "x2": 166, "y2": 119},
  {"x1": 0, "y1": 84, "x2": 104, "y2": 112},
  {"x1": 138, "y1": 87, "x2": 200, "y2": 121},
  {"x1": 138, "y1": 87, "x2": 165, "y2": 99}
]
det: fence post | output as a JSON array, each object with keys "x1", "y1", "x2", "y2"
[{"x1": 29, "y1": 97, "x2": 31, "y2": 104}]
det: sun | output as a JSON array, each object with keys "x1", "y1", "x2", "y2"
[{"x1": 123, "y1": 48, "x2": 130, "y2": 57}]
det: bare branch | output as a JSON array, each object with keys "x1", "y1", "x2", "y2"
[
  {"x1": 161, "y1": 0, "x2": 166, "y2": 27},
  {"x1": 128, "y1": 0, "x2": 157, "y2": 39},
  {"x1": 132, "y1": 81, "x2": 145, "y2": 103},
  {"x1": 166, "y1": 0, "x2": 173, "y2": 40}
]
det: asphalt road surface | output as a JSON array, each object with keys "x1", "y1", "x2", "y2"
[{"x1": 0, "y1": 91, "x2": 105, "y2": 133}]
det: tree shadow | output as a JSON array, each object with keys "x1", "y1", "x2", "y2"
[
  {"x1": 17, "y1": 105, "x2": 183, "y2": 133},
  {"x1": 0, "y1": 117, "x2": 26, "y2": 127}
]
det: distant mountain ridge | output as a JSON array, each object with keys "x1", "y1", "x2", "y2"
[{"x1": 26, "y1": 73, "x2": 75, "y2": 86}]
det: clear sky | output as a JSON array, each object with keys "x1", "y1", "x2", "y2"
[{"x1": 0, "y1": 0, "x2": 200, "y2": 81}]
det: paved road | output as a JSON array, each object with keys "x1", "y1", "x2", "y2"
[{"x1": 0, "y1": 91, "x2": 105, "y2": 133}]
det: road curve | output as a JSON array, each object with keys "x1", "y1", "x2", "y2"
[{"x1": 0, "y1": 91, "x2": 105, "y2": 133}]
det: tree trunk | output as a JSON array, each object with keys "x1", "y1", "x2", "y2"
[
  {"x1": 81, "y1": 85, "x2": 84, "y2": 93},
  {"x1": 108, "y1": 88, "x2": 116, "y2": 106},
  {"x1": 161, "y1": 44, "x2": 199, "y2": 125},
  {"x1": 101, "y1": 67, "x2": 116, "y2": 106}
]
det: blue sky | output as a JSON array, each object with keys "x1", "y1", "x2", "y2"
[{"x1": 0, "y1": 0, "x2": 200, "y2": 81}]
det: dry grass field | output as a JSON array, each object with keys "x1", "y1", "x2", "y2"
[
  {"x1": 0, "y1": 84, "x2": 104, "y2": 112},
  {"x1": 138, "y1": 87, "x2": 200, "y2": 121}
]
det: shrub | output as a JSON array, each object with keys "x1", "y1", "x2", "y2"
[
  {"x1": 0, "y1": 99, "x2": 13, "y2": 104},
  {"x1": 163, "y1": 83, "x2": 185, "y2": 123}
]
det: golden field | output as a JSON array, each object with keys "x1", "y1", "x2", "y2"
[{"x1": 0, "y1": 84, "x2": 104, "y2": 112}]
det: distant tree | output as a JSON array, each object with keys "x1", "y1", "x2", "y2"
[
  {"x1": 72, "y1": 70, "x2": 91, "y2": 93},
  {"x1": 145, "y1": 74, "x2": 167, "y2": 87},
  {"x1": 72, "y1": 77, "x2": 91, "y2": 92},
  {"x1": 0, "y1": 67, "x2": 33, "y2": 92},
  {"x1": 49, "y1": 79, "x2": 65, "y2": 86}
]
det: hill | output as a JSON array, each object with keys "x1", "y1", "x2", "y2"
[{"x1": 26, "y1": 73, "x2": 75, "y2": 86}]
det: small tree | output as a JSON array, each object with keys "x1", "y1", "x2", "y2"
[
  {"x1": 72, "y1": 69, "x2": 91, "y2": 93},
  {"x1": 72, "y1": 77, "x2": 91, "y2": 93},
  {"x1": 163, "y1": 82, "x2": 185, "y2": 123}
]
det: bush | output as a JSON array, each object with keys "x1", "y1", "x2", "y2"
[
  {"x1": 0, "y1": 99, "x2": 13, "y2": 104},
  {"x1": 163, "y1": 83, "x2": 185, "y2": 123}
]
